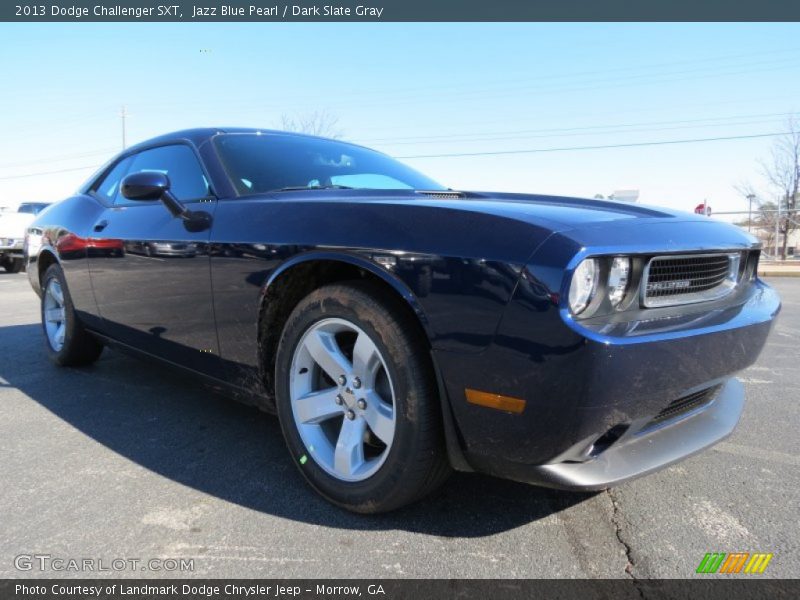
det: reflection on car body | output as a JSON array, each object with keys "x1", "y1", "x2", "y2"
[{"x1": 125, "y1": 241, "x2": 198, "y2": 257}]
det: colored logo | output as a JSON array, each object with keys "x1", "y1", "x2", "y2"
[{"x1": 696, "y1": 552, "x2": 773, "y2": 574}]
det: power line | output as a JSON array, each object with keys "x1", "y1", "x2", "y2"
[
  {"x1": 0, "y1": 165, "x2": 99, "y2": 181},
  {"x1": 0, "y1": 148, "x2": 117, "y2": 169},
  {"x1": 395, "y1": 131, "x2": 790, "y2": 159},
  {"x1": 129, "y1": 55, "x2": 800, "y2": 118},
  {"x1": 0, "y1": 132, "x2": 790, "y2": 180},
  {"x1": 353, "y1": 60, "x2": 800, "y2": 112},
  {"x1": 138, "y1": 48, "x2": 800, "y2": 113},
  {"x1": 360, "y1": 112, "x2": 796, "y2": 146}
]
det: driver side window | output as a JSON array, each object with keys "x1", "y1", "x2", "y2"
[
  {"x1": 93, "y1": 156, "x2": 133, "y2": 204},
  {"x1": 115, "y1": 145, "x2": 210, "y2": 205}
]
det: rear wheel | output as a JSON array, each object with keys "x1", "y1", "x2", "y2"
[
  {"x1": 275, "y1": 281, "x2": 450, "y2": 513},
  {"x1": 41, "y1": 264, "x2": 103, "y2": 366},
  {"x1": 2, "y1": 257, "x2": 23, "y2": 273}
]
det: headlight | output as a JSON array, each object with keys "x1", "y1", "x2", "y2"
[
  {"x1": 607, "y1": 256, "x2": 631, "y2": 307},
  {"x1": 568, "y1": 258, "x2": 599, "y2": 315}
]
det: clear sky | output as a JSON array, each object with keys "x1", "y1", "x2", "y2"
[{"x1": 1, "y1": 22, "x2": 799, "y2": 219}]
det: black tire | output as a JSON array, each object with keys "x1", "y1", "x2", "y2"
[
  {"x1": 41, "y1": 264, "x2": 104, "y2": 367},
  {"x1": 275, "y1": 281, "x2": 451, "y2": 513},
  {"x1": 4, "y1": 257, "x2": 23, "y2": 273}
]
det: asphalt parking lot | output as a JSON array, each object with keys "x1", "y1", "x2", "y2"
[{"x1": 1, "y1": 272, "x2": 798, "y2": 579}]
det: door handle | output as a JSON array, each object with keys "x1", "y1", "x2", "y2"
[{"x1": 93, "y1": 220, "x2": 108, "y2": 232}]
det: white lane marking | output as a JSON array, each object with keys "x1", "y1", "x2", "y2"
[
  {"x1": 141, "y1": 505, "x2": 207, "y2": 531},
  {"x1": 714, "y1": 442, "x2": 800, "y2": 467},
  {"x1": 745, "y1": 366, "x2": 781, "y2": 374},
  {"x1": 738, "y1": 378, "x2": 773, "y2": 384},
  {"x1": 690, "y1": 499, "x2": 751, "y2": 544}
]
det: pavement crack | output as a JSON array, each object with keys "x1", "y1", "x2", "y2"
[{"x1": 606, "y1": 489, "x2": 645, "y2": 597}]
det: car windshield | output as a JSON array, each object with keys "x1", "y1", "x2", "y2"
[{"x1": 213, "y1": 133, "x2": 446, "y2": 195}]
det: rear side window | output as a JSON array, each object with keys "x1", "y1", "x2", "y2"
[
  {"x1": 118, "y1": 145, "x2": 210, "y2": 204},
  {"x1": 93, "y1": 157, "x2": 133, "y2": 203}
]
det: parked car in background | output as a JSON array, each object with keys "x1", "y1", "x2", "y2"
[
  {"x1": 125, "y1": 240, "x2": 198, "y2": 257},
  {"x1": 0, "y1": 202, "x2": 51, "y2": 272},
  {"x1": 23, "y1": 128, "x2": 779, "y2": 513}
]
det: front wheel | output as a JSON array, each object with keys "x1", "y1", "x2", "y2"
[
  {"x1": 41, "y1": 264, "x2": 104, "y2": 366},
  {"x1": 275, "y1": 281, "x2": 450, "y2": 513}
]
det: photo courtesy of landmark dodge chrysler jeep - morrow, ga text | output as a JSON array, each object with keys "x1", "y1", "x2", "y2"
[{"x1": 23, "y1": 128, "x2": 780, "y2": 513}]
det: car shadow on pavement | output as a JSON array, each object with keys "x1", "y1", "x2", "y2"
[{"x1": 2, "y1": 322, "x2": 594, "y2": 537}]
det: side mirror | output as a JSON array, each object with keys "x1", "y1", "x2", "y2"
[
  {"x1": 119, "y1": 170, "x2": 212, "y2": 233},
  {"x1": 121, "y1": 171, "x2": 170, "y2": 201}
]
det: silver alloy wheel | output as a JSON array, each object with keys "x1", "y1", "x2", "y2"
[
  {"x1": 289, "y1": 317, "x2": 397, "y2": 482},
  {"x1": 43, "y1": 278, "x2": 67, "y2": 352}
]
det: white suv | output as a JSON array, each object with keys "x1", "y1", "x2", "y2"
[{"x1": 0, "y1": 202, "x2": 50, "y2": 273}]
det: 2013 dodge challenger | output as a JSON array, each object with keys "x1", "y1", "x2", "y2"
[{"x1": 25, "y1": 128, "x2": 780, "y2": 513}]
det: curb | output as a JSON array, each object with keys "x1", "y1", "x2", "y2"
[{"x1": 759, "y1": 271, "x2": 800, "y2": 278}]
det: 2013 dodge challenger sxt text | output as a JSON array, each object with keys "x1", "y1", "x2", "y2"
[{"x1": 25, "y1": 128, "x2": 780, "y2": 513}]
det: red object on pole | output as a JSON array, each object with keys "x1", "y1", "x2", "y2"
[{"x1": 694, "y1": 202, "x2": 711, "y2": 216}]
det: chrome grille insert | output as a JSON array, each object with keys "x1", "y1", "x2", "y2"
[{"x1": 642, "y1": 253, "x2": 740, "y2": 308}]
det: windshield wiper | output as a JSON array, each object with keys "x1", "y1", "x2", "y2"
[{"x1": 273, "y1": 185, "x2": 355, "y2": 192}]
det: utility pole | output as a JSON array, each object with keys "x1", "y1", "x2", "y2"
[
  {"x1": 775, "y1": 197, "x2": 781, "y2": 260},
  {"x1": 746, "y1": 193, "x2": 756, "y2": 233},
  {"x1": 119, "y1": 105, "x2": 128, "y2": 150}
]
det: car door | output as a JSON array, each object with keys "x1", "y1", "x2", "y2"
[{"x1": 87, "y1": 144, "x2": 220, "y2": 373}]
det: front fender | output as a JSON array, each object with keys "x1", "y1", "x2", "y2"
[{"x1": 260, "y1": 249, "x2": 434, "y2": 340}]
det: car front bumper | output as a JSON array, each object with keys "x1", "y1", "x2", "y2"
[
  {"x1": 486, "y1": 377, "x2": 743, "y2": 490},
  {"x1": 0, "y1": 241, "x2": 24, "y2": 256},
  {"x1": 435, "y1": 278, "x2": 780, "y2": 489}
]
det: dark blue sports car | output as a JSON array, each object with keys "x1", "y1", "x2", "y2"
[{"x1": 25, "y1": 128, "x2": 780, "y2": 513}]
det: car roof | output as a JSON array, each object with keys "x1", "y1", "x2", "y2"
[
  {"x1": 81, "y1": 128, "x2": 387, "y2": 196},
  {"x1": 122, "y1": 127, "x2": 376, "y2": 155}
]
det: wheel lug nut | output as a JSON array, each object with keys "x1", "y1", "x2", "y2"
[
  {"x1": 357, "y1": 399, "x2": 367, "y2": 410},
  {"x1": 335, "y1": 395, "x2": 344, "y2": 406},
  {"x1": 345, "y1": 410, "x2": 356, "y2": 420},
  {"x1": 352, "y1": 377, "x2": 362, "y2": 389},
  {"x1": 337, "y1": 375, "x2": 347, "y2": 386}
]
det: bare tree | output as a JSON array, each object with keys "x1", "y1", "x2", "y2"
[
  {"x1": 280, "y1": 110, "x2": 343, "y2": 139},
  {"x1": 736, "y1": 116, "x2": 800, "y2": 259},
  {"x1": 753, "y1": 200, "x2": 780, "y2": 251},
  {"x1": 760, "y1": 117, "x2": 800, "y2": 260}
]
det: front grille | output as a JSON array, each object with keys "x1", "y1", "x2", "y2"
[
  {"x1": 646, "y1": 385, "x2": 721, "y2": 427},
  {"x1": 643, "y1": 253, "x2": 739, "y2": 307}
]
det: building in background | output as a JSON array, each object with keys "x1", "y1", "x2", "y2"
[
  {"x1": 610, "y1": 189, "x2": 640, "y2": 203},
  {"x1": 593, "y1": 189, "x2": 640, "y2": 202}
]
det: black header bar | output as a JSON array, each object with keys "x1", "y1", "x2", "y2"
[{"x1": 3, "y1": 0, "x2": 800, "y2": 22}]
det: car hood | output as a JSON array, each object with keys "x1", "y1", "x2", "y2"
[
  {"x1": 412, "y1": 190, "x2": 694, "y2": 231},
  {"x1": 262, "y1": 188, "x2": 700, "y2": 232},
  {"x1": 0, "y1": 212, "x2": 35, "y2": 237},
  {"x1": 421, "y1": 191, "x2": 756, "y2": 252}
]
